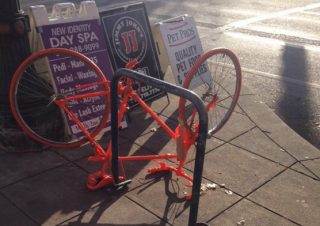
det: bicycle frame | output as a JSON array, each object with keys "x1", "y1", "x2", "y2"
[
  {"x1": 55, "y1": 68, "x2": 209, "y2": 226},
  {"x1": 54, "y1": 72, "x2": 201, "y2": 191}
]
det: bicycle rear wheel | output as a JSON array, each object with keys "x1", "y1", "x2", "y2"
[
  {"x1": 10, "y1": 48, "x2": 110, "y2": 148},
  {"x1": 179, "y1": 48, "x2": 242, "y2": 136}
]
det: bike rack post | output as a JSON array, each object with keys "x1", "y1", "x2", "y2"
[{"x1": 110, "y1": 68, "x2": 208, "y2": 226}]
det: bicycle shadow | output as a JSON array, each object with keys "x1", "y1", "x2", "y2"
[{"x1": 59, "y1": 172, "x2": 190, "y2": 225}]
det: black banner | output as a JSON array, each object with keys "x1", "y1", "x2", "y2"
[{"x1": 99, "y1": 2, "x2": 165, "y2": 109}]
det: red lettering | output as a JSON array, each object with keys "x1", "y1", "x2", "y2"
[{"x1": 121, "y1": 30, "x2": 138, "y2": 54}]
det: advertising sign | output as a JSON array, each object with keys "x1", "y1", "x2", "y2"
[
  {"x1": 29, "y1": 2, "x2": 127, "y2": 137},
  {"x1": 155, "y1": 16, "x2": 211, "y2": 90},
  {"x1": 99, "y1": 2, "x2": 166, "y2": 109}
]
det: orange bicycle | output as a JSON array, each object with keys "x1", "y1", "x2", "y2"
[{"x1": 9, "y1": 47, "x2": 241, "y2": 192}]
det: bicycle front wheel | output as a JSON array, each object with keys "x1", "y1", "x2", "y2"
[
  {"x1": 10, "y1": 48, "x2": 110, "y2": 148},
  {"x1": 179, "y1": 48, "x2": 242, "y2": 136}
]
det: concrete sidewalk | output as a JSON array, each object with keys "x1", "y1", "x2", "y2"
[{"x1": 1, "y1": 69, "x2": 320, "y2": 226}]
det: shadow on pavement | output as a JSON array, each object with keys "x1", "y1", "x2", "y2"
[{"x1": 279, "y1": 44, "x2": 313, "y2": 146}]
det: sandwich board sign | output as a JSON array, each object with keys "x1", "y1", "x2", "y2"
[
  {"x1": 99, "y1": 2, "x2": 166, "y2": 109},
  {"x1": 28, "y1": 1, "x2": 127, "y2": 138},
  {"x1": 153, "y1": 15, "x2": 212, "y2": 90}
]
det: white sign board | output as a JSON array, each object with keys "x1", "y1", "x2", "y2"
[{"x1": 156, "y1": 16, "x2": 211, "y2": 89}]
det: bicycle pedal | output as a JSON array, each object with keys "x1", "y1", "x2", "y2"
[
  {"x1": 185, "y1": 193, "x2": 192, "y2": 201},
  {"x1": 106, "y1": 179, "x2": 131, "y2": 193},
  {"x1": 87, "y1": 174, "x2": 125, "y2": 190}
]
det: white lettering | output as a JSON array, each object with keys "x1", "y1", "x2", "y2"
[
  {"x1": 49, "y1": 35, "x2": 74, "y2": 47},
  {"x1": 78, "y1": 32, "x2": 99, "y2": 43},
  {"x1": 56, "y1": 74, "x2": 74, "y2": 85}
]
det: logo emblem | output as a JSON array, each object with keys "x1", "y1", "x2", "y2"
[{"x1": 113, "y1": 17, "x2": 147, "y2": 63}]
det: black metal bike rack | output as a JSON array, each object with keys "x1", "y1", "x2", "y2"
[{"x1": 110, "y1": 68, "x2": 208, "y2": 226}]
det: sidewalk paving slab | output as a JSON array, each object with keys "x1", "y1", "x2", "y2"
[
  {"x1": 0, "y1": 151, "x2": 68, "y2": 188},
  {"x1": 1, "y1": 163, "x2": 112, "y2": 226},
  {"x1": 291, "y1": 159, "x2": 320, "y2": 179},
  {"x1": 126, "y1": 173, "x2": 241, "y2": 225},
  {"x1": 196, "y1": 143, "x2": 286, "y2": 197},
  {"x1": 212, "y1": 111, "x2": 256, "y2": 142},
  {"x1": 63, "y1": 195, "x2": 167, "y2": 226},
  {"x1": 53, "y1": 134, "x2": 128, "y2": 162},
  {"x1": 211, "y1": 198, "x2": 299, "y2": 226},
  {"x1": 290, "y1": 161, "x2": 320, "y2": 180},
  {"x1": 236, "y1": 91, "x2": 320, "y2": 161},
  {"x1": 247, "y1": 169, "x2": 320, "y2": 226},
  {"x1": 230, "y1": 127, "x2": 296, "y2": 167},
  {"x1": 0, "y1": 194, "x2": 38, "y2": 226}
]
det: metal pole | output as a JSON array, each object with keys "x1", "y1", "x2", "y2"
[{"x1": 110, "y1": 68, "x2": 208, "y2": 226}]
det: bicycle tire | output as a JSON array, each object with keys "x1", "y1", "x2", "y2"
[
  {"x1": 179, "y1": 48, "x2": 242, "y2": 136},
  {"x1": 10, "y1": 48, "x2": 110, "y2": 148}
]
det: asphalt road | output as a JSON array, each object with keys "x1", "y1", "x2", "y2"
[{"x1": 20, "y1": 0, "x2": 320, "y2": 150}]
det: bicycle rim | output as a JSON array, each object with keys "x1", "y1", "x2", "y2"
[
  {"x1": 10, "y1": 48, "x2": 110, "y2": 148},
  {"x1": 179, "y1": 48, "x2": 242, "y2": 136}
]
